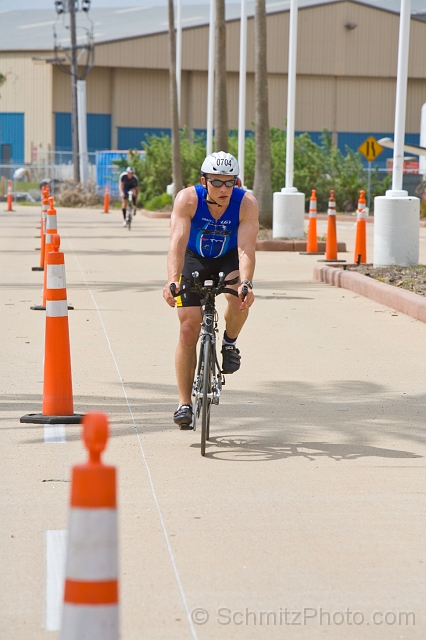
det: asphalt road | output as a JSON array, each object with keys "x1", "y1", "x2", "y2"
[{"x1": 1, "y1": 205, "x2": 425, "y2": 639}]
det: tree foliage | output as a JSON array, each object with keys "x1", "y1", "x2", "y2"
[{"x1": 114, "y1": 128, "x2": 390, "y2": 213}]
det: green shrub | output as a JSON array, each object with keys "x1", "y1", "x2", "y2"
[
  {"x1": 144, "y1": 192, "x2": 172, "y2": 211},
  {"x1": 114, "y1": 127, "x2": 390, "y2": 213}
]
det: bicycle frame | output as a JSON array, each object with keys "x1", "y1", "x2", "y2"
[
  {"x1": 171, "y1": 272, "x2": 246, "y2": 455},
  {"x1": 193, "y1": 291, "x2": 223, "y2": 415}
]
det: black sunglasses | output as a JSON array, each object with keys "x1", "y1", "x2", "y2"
[{"x1": 206, "y1": 178, "x2": 236, "y2": 188}]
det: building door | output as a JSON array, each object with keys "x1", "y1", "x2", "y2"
[{"x1": 1, "y1": 143, "x2": 12, "y2": 179}]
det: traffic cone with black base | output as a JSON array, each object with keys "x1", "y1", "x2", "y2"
[
  {"x1": 21, "y1": 234, "x2": 82, "y2": 424},
  {"x1": 354, "y1": 190, "x2": 367, "y2": 264},
  {"x1": 32, "y1": 186, "x2": 49, "y2": 271},
  {"x1": 31, "y1": 197, "x2": 74, "y2": 311},
  {"x1": 60, "y1": 412, "x2": 119, "y2": 640},
  {"x1": 300, "y1": 189, "x2": 324, "y2": 255}
]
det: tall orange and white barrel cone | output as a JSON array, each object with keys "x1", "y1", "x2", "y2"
[
  {"x1": 21, "y1": 234, "x2": 82, "y2": 424},
  {"x1": 354, "y1": 190, "x2": 367, "y2": 264},
  {"x1": 103, "y1": 184, "x2": 110, "y2": 214},
  {"x1": 60, "y1": 412, "x2": 119, "y2": 639},
  {"x1": 6, "y1": 180, "x2": 13, "y2": 211},
  {"x1": 32, "y1": 187, "x2": 49, "y2": 271}
]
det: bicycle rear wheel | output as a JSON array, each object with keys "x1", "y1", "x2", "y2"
[{"x1": 201, "y1": 335, "x2": 211, "y2": 456}]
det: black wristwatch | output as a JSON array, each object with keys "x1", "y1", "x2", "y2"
[{"x1": 241, "y1": 280, "x2": 253, "y2": 290}]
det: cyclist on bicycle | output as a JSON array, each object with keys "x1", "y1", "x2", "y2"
[
  {"x1": 119, "y1": 166, "x2": 139, "y2": 226},
  {"x1": 162, "y1": 151, "x2": 259, "y2": 429}
]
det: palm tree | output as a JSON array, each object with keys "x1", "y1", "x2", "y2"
[
  {"x1": 168, "y1": 0, "x2": 183, "y2": 200},
  {"x1": 253, "y1": 0, "x2": 272, "y2": 226},
  {"x1": 214, "y1": 0, "x2": 228, "y2": 152}
]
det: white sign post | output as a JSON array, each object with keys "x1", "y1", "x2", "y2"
[
  {"x1": 272, "y1": 0, "x2": 305, "y2": 238},
  {"x1": 374, "y1": 0, "x2": 419, "y2": 266}
]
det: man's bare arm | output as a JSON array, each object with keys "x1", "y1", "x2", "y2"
[
  {"x1": 234, "y1": 192, "x2": 259, "y2": 310},
  {"x1": 238, "y1": 192, "x2": 259, "y2": 281},
  {"x1": 163, "y1": 187, "x2": 197, "y2": 306}
]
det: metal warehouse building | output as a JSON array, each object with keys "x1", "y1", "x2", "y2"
[{"x1": 0, "y1": 0, "x2": 426, "y2": 168}]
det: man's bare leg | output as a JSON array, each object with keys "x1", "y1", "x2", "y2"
[
  {"x1": 176, "y1": 306, "x2": 202, "y2": 405},
  {"x1": 223, "y1": 269, "x2": 249, "y2": 340},
  {"x1": 224, "y1": 297, "x2": 248, "y2": 339}
]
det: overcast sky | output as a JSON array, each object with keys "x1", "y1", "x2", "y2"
[{"x1": 0, "y1": 0, "x2": 240, "y2": 8}]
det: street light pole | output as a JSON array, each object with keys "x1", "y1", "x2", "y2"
[
  {"x1": 206, "y1": 0, "x2": 215, "y2": 156},
  {"x1": 176, "y1": 0, "x2": 182, "y2": 122},
  {"x1": 69, "y1": 0, "x2": 80, "y2": 183},
  {"x1": 373, "y1": 0, "x2": 419, "y2": 266},
  {"x1": 272, "y1": 0, "x2": 305, "y2": 239},
  {"x1": 237, "y1": 0, "x2": 247, "y2": 187}
]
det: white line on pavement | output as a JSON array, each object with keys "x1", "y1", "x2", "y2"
[
  {"x1": 44, "y1": 424, "x2": 66, "y2": 443},
  {"x1": 67, "y1": 239, "x2": 199, "y2": 640},
  {"x1": 45, "y1": 530, "x2": 67, "y2": 631}
]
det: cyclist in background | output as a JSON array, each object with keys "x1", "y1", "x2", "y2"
[
  {"x1": 119, "y1": 166, "x2": 139, "y2": 226},
  {"x1": 162, "y1": 151, "x2": 259, "y2": 429}
]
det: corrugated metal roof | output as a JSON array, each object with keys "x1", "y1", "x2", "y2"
[{"x1": 0, "y1": 1, "x2": 425, "y2": 51}]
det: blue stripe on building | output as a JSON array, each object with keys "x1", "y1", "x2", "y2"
[
  {"x1": 54, "y1": 112, "x2": 111, "y2": 157},
  {"x1": 117, "y1": 127, "x2": 171, "y2": 149},
  {"x1": 0, "y1": 113, "x2": 25, "y2": 164}
]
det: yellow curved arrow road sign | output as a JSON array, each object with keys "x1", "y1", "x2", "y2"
[{"x1": 358, "y1": 136, "x2": 383, "y2": 162}]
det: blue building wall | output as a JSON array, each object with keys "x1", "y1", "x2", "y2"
[
  {"x1": 0, "y1": 113, "x2": 25, "y2": 164},
  {"x1": 54, "y1": 112, "x2": 112, "y2": 158},
  {"x1": 96, "y1": 150, "x2": 145, "y2": 196}
]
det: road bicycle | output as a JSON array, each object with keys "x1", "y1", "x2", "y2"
[
  {"x1": 172, "y1": 272, "x2": 247, "y2": 456},
  {"x1": 126, "y1": 190, "x2": 136, "y2": 230}
]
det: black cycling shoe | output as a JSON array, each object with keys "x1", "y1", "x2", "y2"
[
  {"x1": 221, "y1": 344, "x2": 241, "y2": 374},
  {"x1": 173, "y1": 404, "x2": 193, "y2": 429}
]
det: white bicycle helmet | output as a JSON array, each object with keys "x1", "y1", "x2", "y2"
[
  {"x1": 201, "y1": 151, "x2": 239, "y2": 175},
  {"x1": 126, "y1": 166, "x2": 135, "y2": 173}
]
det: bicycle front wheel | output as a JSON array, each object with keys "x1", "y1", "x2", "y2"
[{"x1": 201, "y1": 335, "x2": 211, "y2": 456}]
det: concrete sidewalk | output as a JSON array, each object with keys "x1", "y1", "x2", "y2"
[{"x1": 1, "y1": 205, "x2": 425, "y2": 639}]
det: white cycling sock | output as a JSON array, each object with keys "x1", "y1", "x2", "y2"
[{"x1": 222, "y1": 331, "x2": 237, "y2": 347}]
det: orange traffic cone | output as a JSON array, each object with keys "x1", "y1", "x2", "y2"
[
  {"x1": 60, "y1": 412, "x2": 119, "y2": 639},
  {"x1": 21, "y1": 234, "x2": 82, "y2": 424},
  {"x1": 32, "y1": 187, "x2": 49, "y2": 271},
  {"x1": 325, "y1": 190, "x2": 338, "y2": 260},
  {"x1": 306, "y1": 189, "x2": 318, "y2": 252},
  {"x1": 31, "y1": 196, "x2": 56, "y2": 310},
  {"x1": 300, "y1": 189, "x2": 325, "y2": 255},
  {"x1": 6, "y1": 180, "x2": 13, "y2": 211},
  {"x1": 319, "y1": 190, "x2": 346, "y2": 263},
  {"x1": 354, "y1": 190, "x2": 367, "y2": 264},
  {"x1": 103, "y1": 184, "x2": 110, "y2": 213}
]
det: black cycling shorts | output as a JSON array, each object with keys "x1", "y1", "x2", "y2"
[
  {"x1": 123, "y1": 189, "x2": 136, "y2": 202},
  {"x1": 176, "y1": 247, "x2": 239, "y2": 307}
]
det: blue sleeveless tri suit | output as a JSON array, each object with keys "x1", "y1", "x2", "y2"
[
  {"x1": 178, "y1": 184, "x2": 245, "y2": 307},
  {"x1": 187, "y1": 184, "x2": 245, "y2": 258}
]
